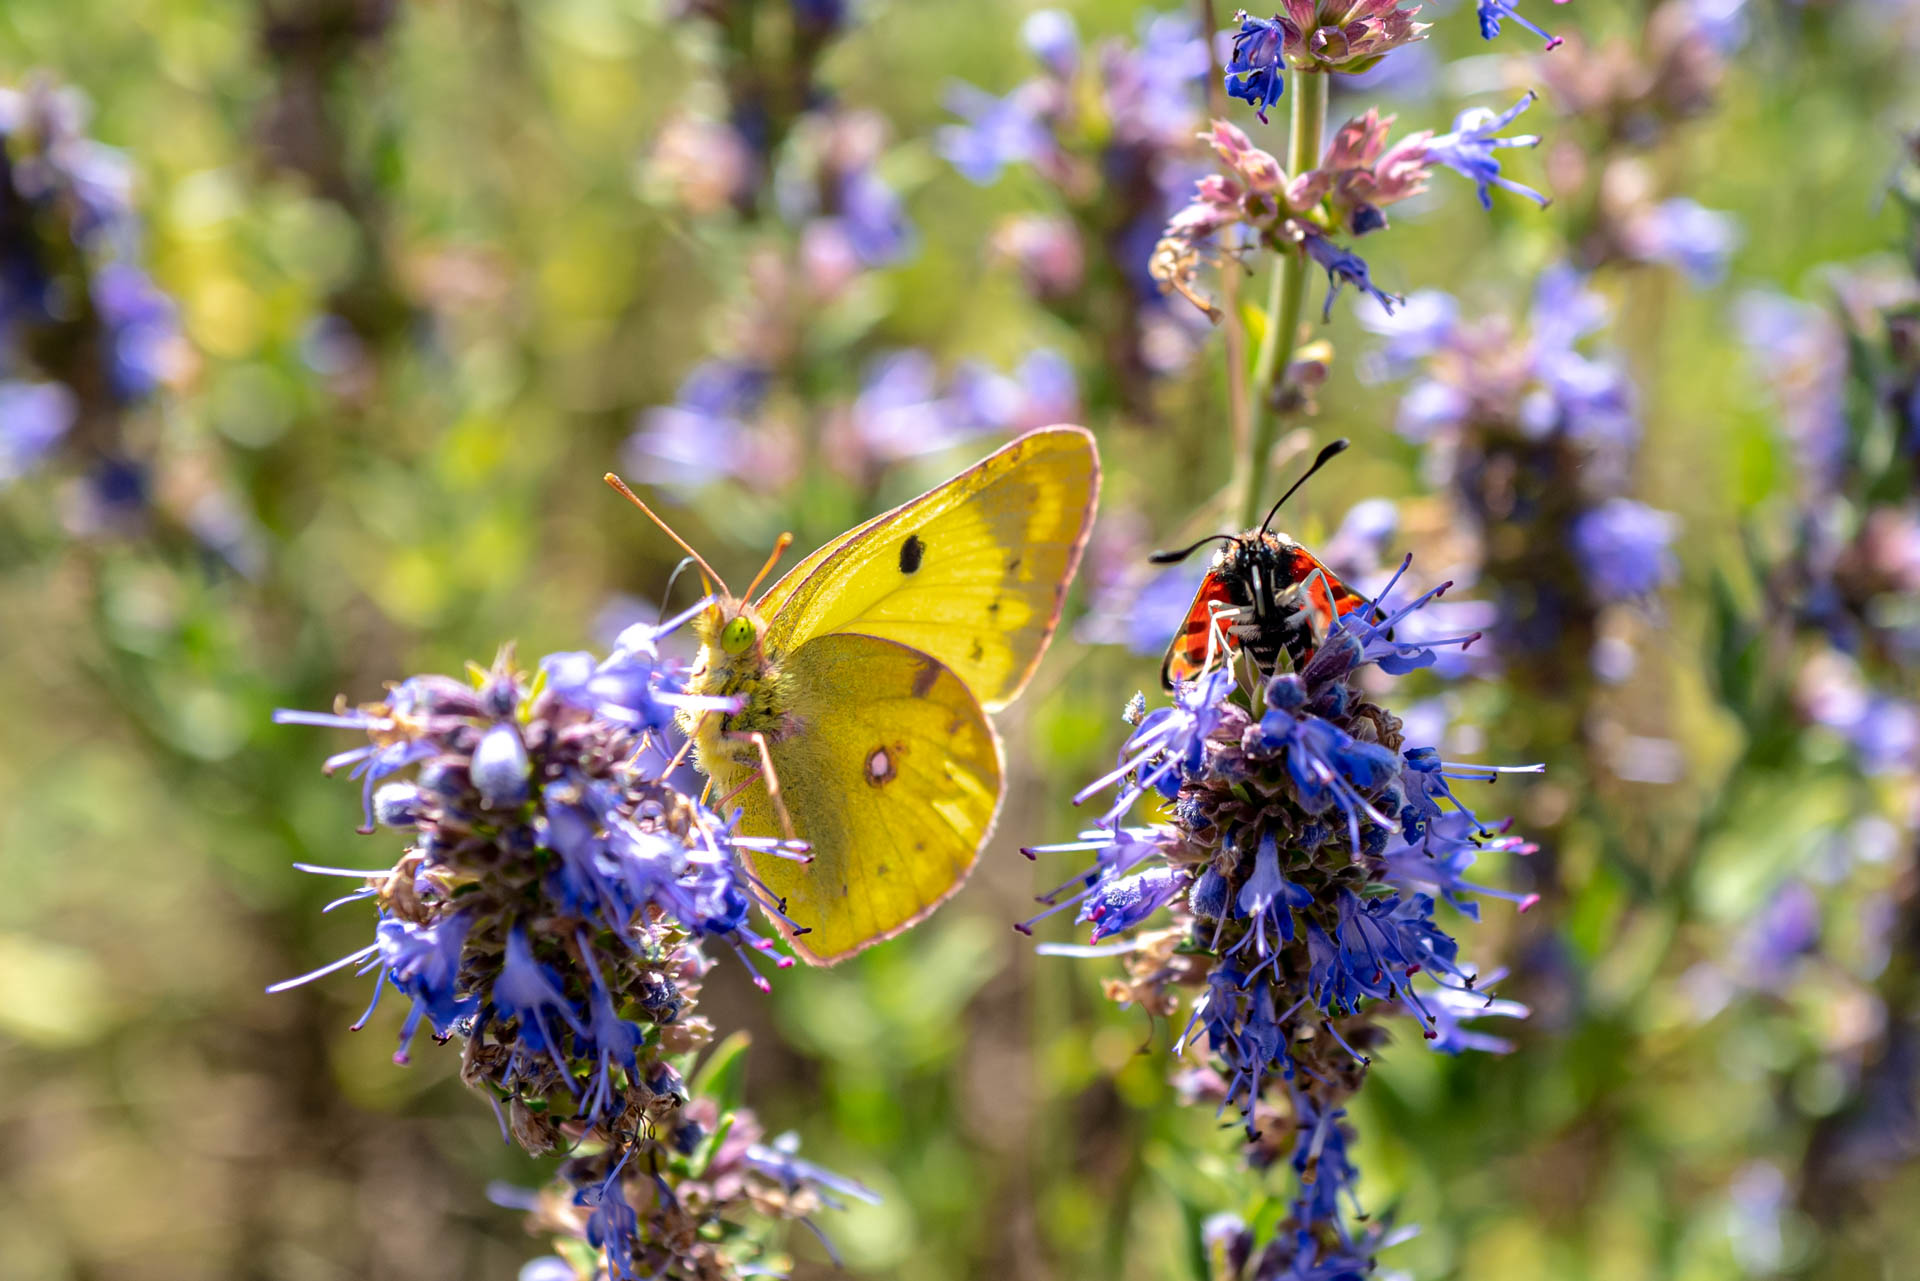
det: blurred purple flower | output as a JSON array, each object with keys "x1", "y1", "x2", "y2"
[
  {"x1": 1734, "y1": 880, "x2": 1821, "y2": 988},
  {"x1": 91, "y1": 262, "x2": 178, "y2": 401},
  {"x1": 1333, "y1": 39, "x2": 1438, "y2": 98},
  {"x1": 951, "y1": 348, "x2": 1080, "y2": 431},
  {"x1": 1735, "y1": 290, "x2": 1847, "y2": 488},
  {"x1": 837, "y1": 166, "x2": 913, "y2": 266},
  {"x1": 1358, "y1": 289, "x2": 1458, "y2": 377},
  {"x1": 939, "y1": 83, "x2": 1050, "y2": 185},
  {"x1": 1530, "y1": 265, "x2": 1610, "y2": 353},
  {"x1": 1686, "y1": 0, "x2": 1750, "y2": 55},
  {"x1": 1320, "y1": 498, "x2": 1400, "y2": 574},
  {"x1": 790, "y1": 0, "x2": 849, "y2": 35},
  {"x1": 625, "y1": 361, "x2": 780, "y2": 492},
  {"x1": 1023, "y1": 8, "x2": 1081, "y2": 76},
  {"x1": 1570, "y1": 498, "x2": 1680, "y2": 602},
  {"x1": 1629, "y1": 198, "x2": 1741, "y2": 285},
  {"x1": 1079, "y1": 558, "x2": 1211, "y2": 656},
  {"x1": 1105, "y1": 12, "x2": 1210, "y2": 145},
  {"x1": 1845, "y1": 696, "x2": 1920, "y2": 774},
  {"x1": 0, "y1": 379, "x2": 76, "y2": 484}
]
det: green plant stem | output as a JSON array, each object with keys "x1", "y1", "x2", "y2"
[{"x1": 1236, "y1": 69, "x2": 1327, "y2": 529}]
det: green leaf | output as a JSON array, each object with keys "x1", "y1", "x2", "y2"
[
  {"x1": 688, "y1": 1112, "x2": 736, "y2": 1180},
  {"x1": 1240, "y1": 299, "x2": 1268, "y2": 354},
  {"x1": 690, "y1": 1029, "x2": 752, "y2": 1115}
]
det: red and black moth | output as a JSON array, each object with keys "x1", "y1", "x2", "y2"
[{"x1": 1154, "y1": 439, "x2": 1375, "y2": 688}]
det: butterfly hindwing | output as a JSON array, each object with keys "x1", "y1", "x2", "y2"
[
  {"x1": 757, "y1": 426, "x2": 1099, "y2": 712},
  {"x1": 732, "y1": 633, "x2": 1003, "y2": 964}
]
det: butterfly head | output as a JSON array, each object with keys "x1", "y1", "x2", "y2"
[
  {"x1": 720, "y1": 613, "x2": 758, "y2": 655},
  {"x1": 691, "y1": 596, "x2": 765, "y2": 662}
]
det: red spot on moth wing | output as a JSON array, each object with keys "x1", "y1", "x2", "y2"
[
  {"x1": 1163, "y1": 573, "x2": 1241, "y2": 683},
  {"x1": 1287, "y1": 547, "x2": 1368, "y2": 625}
]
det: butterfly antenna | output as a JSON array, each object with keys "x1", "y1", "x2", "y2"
[
  {"x1": 1149, "y1": 532, "x2": 1239, "y2": 565},
  {"x1": 603, "y1": 473, "x2": 732, "y2": 598},
  {"x1": 744, "y1": 531, "x2": 794, "y2": 603},
  {"x1": 1259, "y1": 437, "x2": 1351, "y2": 535},
  {"x1": 654, "y1": 556, "x2": 699, "y2": 624}
]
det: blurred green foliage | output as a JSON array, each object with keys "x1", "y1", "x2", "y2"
[{"x1": 2, "y1": 0, "x2": 1919, "y2": 1279}]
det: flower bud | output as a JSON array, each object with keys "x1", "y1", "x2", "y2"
[
  {"x1": 472, "y1": 722, "x2": 532, "y2": 808},
  {"x1": 372, "y1": 781, "x2": 422, "y2": 829}
]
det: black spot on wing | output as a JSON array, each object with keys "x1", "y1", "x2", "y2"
[
  {"x1": 899, "y1": 533, "x2": 925, "y2": 574},
  {"x1": 969, "y1": 638, "x2": 984, "y2": 663}
]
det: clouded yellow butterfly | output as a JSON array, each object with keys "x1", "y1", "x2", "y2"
[{"x1": 611, "y1": 426, "x2": 1099, "y2": 964}]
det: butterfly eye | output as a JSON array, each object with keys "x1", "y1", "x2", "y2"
[{"x1": 720, "y1": 616, "x2": 756, "y2": 654}]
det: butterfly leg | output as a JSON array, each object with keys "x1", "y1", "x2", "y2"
[
  {"x1": 653, "y1": 709, "x2": 711, "y2": 777},
  {"x1": 722, "y1": 730, "x2": 799, "y2": 846}
]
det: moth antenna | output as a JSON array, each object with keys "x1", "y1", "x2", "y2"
[
  {"x1": 603, "y1": 473, "x2": 732, "y2": 598},
  {"x1": 744, "y1": 531, "x2": 795, "y2": 603},
  {"x1": 1149, "y1": 532, "x2": 1240, "y2": 565},
  {"x1": 1259, "y1": 437, "x2": 1351, "y2": 535}
]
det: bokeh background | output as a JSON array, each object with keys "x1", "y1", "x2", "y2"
[{"x1": 2, "y1": 0, "x2": 1918, "y2": 1278}]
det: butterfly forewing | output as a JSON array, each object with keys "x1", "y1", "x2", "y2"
[{"x1": 758, "y1": 426, "x2": 1099, "y2": 712}]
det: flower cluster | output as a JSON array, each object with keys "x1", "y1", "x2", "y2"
[
  {"x1": 650, "y1": 0, "x2": 856, "y2": 217},
  {"x1": 636, "y1": 82, "x2": 1086, "y2": 495},
  {"x1": 1715, "y1": 140, "x2": 1920, "y2": 1226},
  {"x1": 939, "y1": 9, "x2": 1212, "y2": 418},
  {"x1": 1151, "y1": 95, "x2": 1546, "y2": 325},
  {"x1": 1538, "y1": 0, "x2": 1743, "y2": 283},
  {"x1": 1225, "y1": 3, "x2": 1431, "y2": 120},
  {"x1": 1223, "y1": 0, "x2": 1563, "y2": 124},
  {"x1": 0, "y1": 79, "x2": 181, "y2": 520},
  {"x1": 628, "y1": 346, "x2": 1078, "y2": 495},
  {"x1": 1029, "y1": 561, "x2": 1538, "y2": 1272},
  {"x1": 273, "y1": 610, "x2": 872, "y2": 1279},
  {"x1": 1735, "y1": 151, "x2": 1920, "y2": 777},
  {"x1": 1362, "y1": 269, "x2": 1676, "y2": 682}
]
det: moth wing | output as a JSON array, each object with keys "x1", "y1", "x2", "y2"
[
  {"x1": 758, "y1": 426, "x2": 1099, "y2": 712},
  {"x1": 734, "y1": 633, "x2": 1002, "y2": 965},
  {"x1": 1284, "y1": 546, "x2": 1375, "y2": 632},
  {"x1": 1161, "y1": 572, "x2": 1241, "y2": 689}
]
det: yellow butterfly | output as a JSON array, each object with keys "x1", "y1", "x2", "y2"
[{"x1": 609, "y1": 426, "x2": 1100, "y2": 964}]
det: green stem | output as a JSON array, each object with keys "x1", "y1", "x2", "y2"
[{"x1": 1236, "y1": 69, "x2": 1328, "y2": 529}]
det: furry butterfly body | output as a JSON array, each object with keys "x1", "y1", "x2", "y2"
[{"x1": 677, "y1": 426, "x2": 1100, "y2": 964}]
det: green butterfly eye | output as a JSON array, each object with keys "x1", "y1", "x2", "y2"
[{"x1": 720, "y1": 616, "x2": 756, "y2": 654}]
